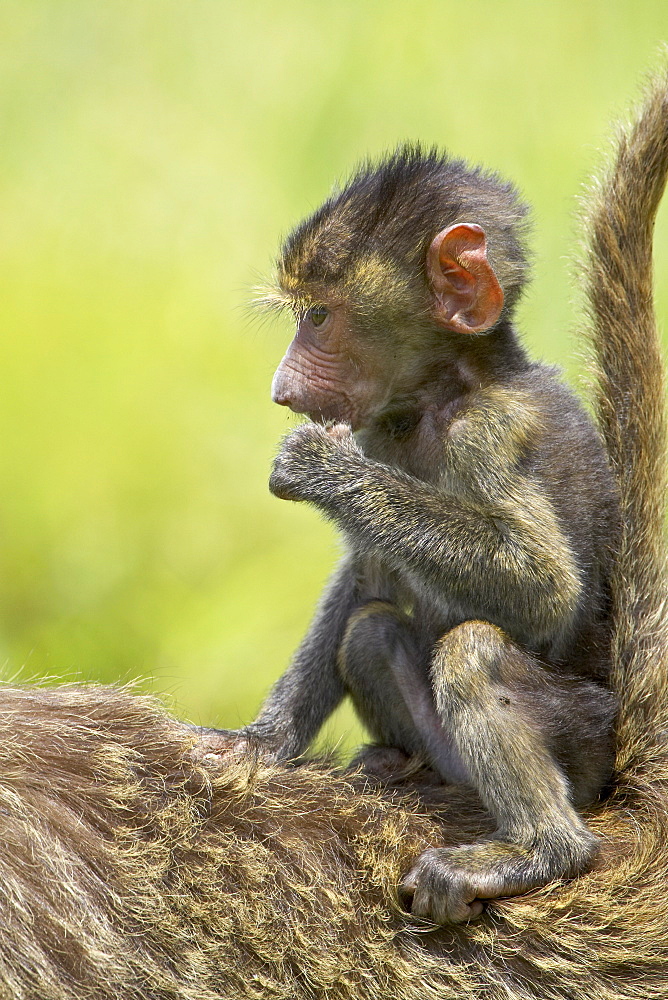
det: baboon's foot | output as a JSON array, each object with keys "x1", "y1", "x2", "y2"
[
  {"x1": 350, "y1": 745, "x2": 412, "y2": 780},
  {"x1": 399, "y1": 835, "x2": 598, "y2": 924},
  {"x1": 350, "y1": 745, "x2": 443, "y2": 785}
]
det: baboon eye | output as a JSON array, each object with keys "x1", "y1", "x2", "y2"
[{"x1": 309, "y1": 305, "x2": 330, "y2": 328}]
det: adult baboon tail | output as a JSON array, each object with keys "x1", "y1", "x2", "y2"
[{"x1": 582, "y1": 69, "x2": 668, "y2": 777}]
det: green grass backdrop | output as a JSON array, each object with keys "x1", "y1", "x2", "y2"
[{"x1": 1, "y1": 1, "x2": 667, "y2": 751}]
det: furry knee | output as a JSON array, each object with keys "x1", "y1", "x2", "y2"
[
  {"x1": 338, "y1": 601, "x2": 409, "y2": 683},
  {"x1": 432, "y1": 620, "x2": 514, "y2": 696}
]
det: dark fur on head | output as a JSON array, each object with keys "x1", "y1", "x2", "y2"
[{"x1": 278, "y1": 143, "x2": 531, "y2": 321}]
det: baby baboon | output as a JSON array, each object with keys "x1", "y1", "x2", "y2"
[
  {"x1": 237, "y1": 84, "x2": 624, "y2": 923},
  {"x1": 1, "y1": 68, "x2": 668, "y2": 1000}
]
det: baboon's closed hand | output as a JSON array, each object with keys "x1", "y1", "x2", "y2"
[{"x1": 269, "y1": 422, "x2": 358, "y2": 502}]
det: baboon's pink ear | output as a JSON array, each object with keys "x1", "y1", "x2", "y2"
[{"x1": 427, "y1": 223, "x2": 504, "y2": 334}]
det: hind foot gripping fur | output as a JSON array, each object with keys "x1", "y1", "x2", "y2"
[{"x1": 399, "y1": 833, "x2": 599, "y2": 924}]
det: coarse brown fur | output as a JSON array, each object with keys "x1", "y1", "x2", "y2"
[
  {"x1": 1, "y1": 69, "x2": 668, "y2": 997},
  {"x1": 0, "y1": 681, "x2": 665, "y2": 1000}
]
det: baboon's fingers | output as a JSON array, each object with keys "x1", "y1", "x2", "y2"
[
  {"x1": 191, "y1": 727, "x2": 253, "y2": 764},
  {"x1": 400, "y1": 848, "x2": 488, "y2": 923},
  {"x1": 399, "y1": 842, "x2": 570, "y2": 924},
  {"x1": 323, "y1": 422, "x2": 354, "y2": 443}
]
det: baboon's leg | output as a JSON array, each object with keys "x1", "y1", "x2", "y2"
[
  {"x1": 339, "y1": 601, "x2": 468, "y2": 784},
  {"x1": 401, "y1": 620, "x2": 603, "y2": 923}
]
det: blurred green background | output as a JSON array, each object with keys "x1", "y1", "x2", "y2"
[{"x1": 1, "y1": 1, "x2": 667, "y2": 751}]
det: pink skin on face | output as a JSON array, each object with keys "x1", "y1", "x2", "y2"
[{"x1": 272, "y1": 305, "x2": 373, "y2": 428}]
